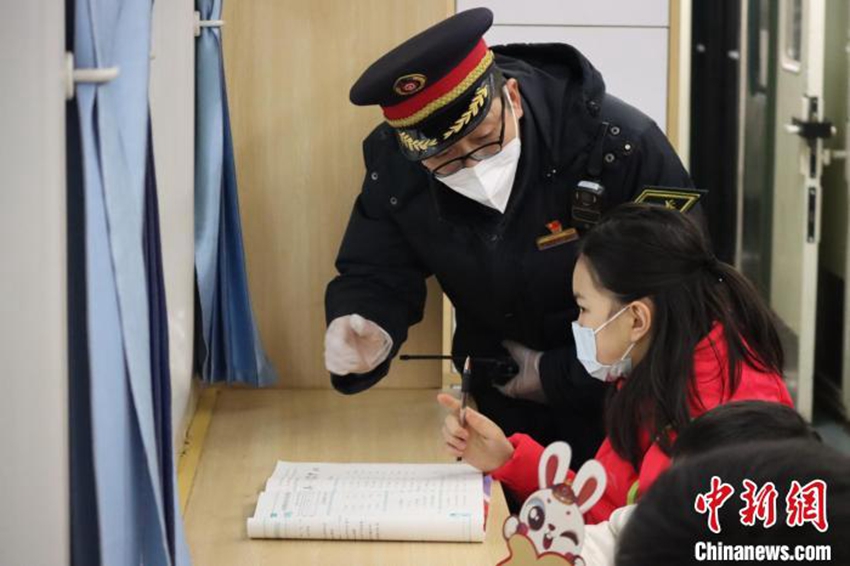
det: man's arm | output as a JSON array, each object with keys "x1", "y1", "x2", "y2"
[
  {"x1": 627, "y1": 121, "x2": 694, "y2": 192},
  {"x1": 624, "y1": 121, "x2": 709, "y2": 234},
  {"x1": 325, "y1": 180, "x2": 429, "y2": 394}
]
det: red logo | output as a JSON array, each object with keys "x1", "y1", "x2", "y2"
[
  {"x1": 693, "y1": 477, "x2": 830, "y2": 533},
  {"x1": 546, "y1": 220, "x2": 563, "y2": 234},
  {"x1": 393, "y1": 74, "x2": 427, "y2": 96},
  {"x1": 786, "y1": 479, "x2": 829, "y2": 532},
  {"x1": 740, "y1": 480, "x2": 779, "y2": 528},
  {"x1": 694, "y1": 476, "x2": 736, "y2": 534}
]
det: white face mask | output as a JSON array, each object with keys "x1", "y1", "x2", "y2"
[
  {"x1": 438, "y1": 88, "x2": 521, "y2": 213},
  {"x1": 571, "y1": 305, "x2": 636, "y2": 382}
]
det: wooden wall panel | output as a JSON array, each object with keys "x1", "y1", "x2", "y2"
[{"x1": 222, "y1": 0, "x2": 452, "y2": 388}]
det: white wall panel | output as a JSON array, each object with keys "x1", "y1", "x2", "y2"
[
  {"x1": 149, "y1": 0, "x2": 197, "y2": 450},
  {"x1": 0, "y1": 1, "x2": 69, "y2": 564},
  {"x1": 458, "y1": 0, "x2": 669, "y2": 27},
  {"x1": 485, "y1": 25, "x2": 668, "y2": 130}
]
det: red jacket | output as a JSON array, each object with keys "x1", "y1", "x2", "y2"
[{"x1": 491, "y1": 323, "x2": 793, "y2": 524}]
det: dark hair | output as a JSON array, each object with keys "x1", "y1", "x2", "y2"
[
  {"x1": 672, "y1": 400, "x2": 821, "y2": 460},
  {"x1": 616, "y1": 440, "x2": 850, "y2": 566},
  {"x1": 578, "y1": 203, "x2": 784, "y2": 467}
]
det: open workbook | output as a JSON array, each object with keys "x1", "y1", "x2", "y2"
[{"x1": 247, "y1": 461, "x2": 491, "y2": 542}]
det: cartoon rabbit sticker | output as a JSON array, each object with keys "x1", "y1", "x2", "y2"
[{"x1": 499, "y1": 442, "x2": 606, "y2": 565}]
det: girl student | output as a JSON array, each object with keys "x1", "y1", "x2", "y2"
[{"x1": 438, "y1": 203, "x2": 793, "y2": 524}]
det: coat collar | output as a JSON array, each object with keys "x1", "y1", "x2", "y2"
[{"x1": 492, "y1": 43, "x2": 607, "y2": 173}]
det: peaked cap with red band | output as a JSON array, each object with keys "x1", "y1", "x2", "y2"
[{"x1": 349, "y1": 8, "x2": 499, "y2": 161}]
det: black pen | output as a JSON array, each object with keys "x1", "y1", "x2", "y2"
[
  {"x1": 400, "y1": 354, "x2": 505, "y2": 362},
  {"x1": 399, "y1": 353, "x2": 519, "y2": 387},
  {"x1": 457, "y1": 356, "x2": 472, "y2": 462}
]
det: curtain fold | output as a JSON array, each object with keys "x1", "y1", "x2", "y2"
[
  {"x1": 69, "y1": 0, "x2": 190, "y2": 563},
  {"x1": 195, "y1": 0, "x2": 277, "y2": 386}
]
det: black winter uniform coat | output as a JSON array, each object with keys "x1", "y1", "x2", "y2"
[{"x1": 325, "y1": 43, "x2": 694, "y2": 463}]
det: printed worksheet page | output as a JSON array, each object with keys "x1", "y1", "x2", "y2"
[{"x1": 247, "y1": 462, "x2": 485, "y2": 542}]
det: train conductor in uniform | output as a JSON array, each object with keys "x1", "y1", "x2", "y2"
[{"x1": 323, "y1": 8, "x2": 699, "y2": 468}]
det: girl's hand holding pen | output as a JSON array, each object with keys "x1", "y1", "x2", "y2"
[{"x1": 437, "y1": 393, "x2": 515, "y2": 473}]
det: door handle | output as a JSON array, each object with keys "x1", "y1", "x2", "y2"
[{"x1": 785, "y1": 117, "x2": 836, "y2": 140}]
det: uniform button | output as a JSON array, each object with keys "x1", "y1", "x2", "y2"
[
  {"x1": 586, "y1": 100, "x2": 600, "y2": 115},
  {"x1": 610, "y1": 125, "x2": 621, "y2": 136},
  {"x1": 389, "y1": 196, "x2": 398, "y2": 206},
  {"x1": 370, "y1": 171, "x2": 379, "y2": 181},
  {"x1": 490, "y1": 234, "x2": 499, "y2": 242},
  {"x1": 623, "y1": 142, "x2": 633, "y2": 154},
  {"x1": 604, "y1": 152, "x2": 616, "y2": 164}
]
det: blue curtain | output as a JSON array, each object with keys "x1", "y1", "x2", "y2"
[
  {"x1": 69, "y1": 0, "x2": 189, "y2": 563},
  {"x1": 195, "y1": 0, "x2": 277, "y2": 386}
]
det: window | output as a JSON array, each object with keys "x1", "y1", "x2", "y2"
[{"x1": 781, "y1": 0, "x2": 803, "y2": 72}]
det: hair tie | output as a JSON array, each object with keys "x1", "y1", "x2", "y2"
[{"x1": 703, "y1": 256, "x2": 724, "y2": 283}]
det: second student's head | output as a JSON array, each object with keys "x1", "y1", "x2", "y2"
[{"x1": 672, "y1": 400, "x2": 821, "y2": 461}]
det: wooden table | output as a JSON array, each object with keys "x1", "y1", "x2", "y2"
[{"x1": 184, "y1": 389, "x2": 511, "y2": 565}]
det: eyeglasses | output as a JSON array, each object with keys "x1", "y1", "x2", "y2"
[{"x1": 430, "y1": 90, "x2": 507, "y2": 179}]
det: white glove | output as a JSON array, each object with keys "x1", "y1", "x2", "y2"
[
  {"x1": 495, "y1": 340, "x2": 547, "y2": 403},
  {"x1": 324, "y1": 314, "x2": 393, "y2": 376}
]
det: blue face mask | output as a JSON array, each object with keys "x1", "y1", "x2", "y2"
[{"x1": 571, "y1": 305, "x2": 636, "y2": 382}]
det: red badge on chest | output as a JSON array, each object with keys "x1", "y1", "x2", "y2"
[{"x1": 536, "y1": 221, "x2": 578, "y2": 251}]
